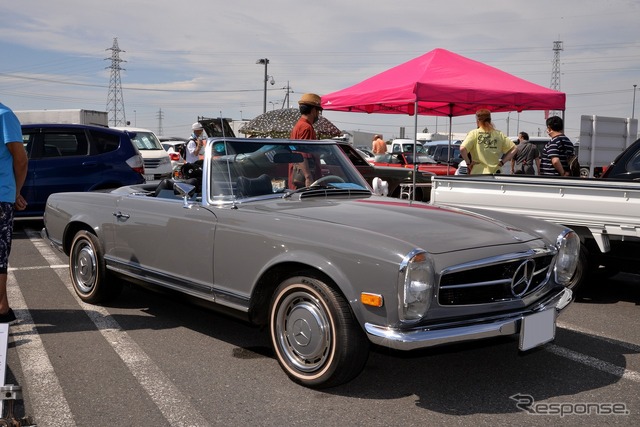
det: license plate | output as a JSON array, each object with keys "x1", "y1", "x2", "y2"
[
  {"x1": 519, "y1": 308, "x2": 556, "y2": 351},
  {"x1": 143, "y1": 174, "x2": 154, "y2": 181}
]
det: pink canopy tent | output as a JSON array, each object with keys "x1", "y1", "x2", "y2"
[
  {"x1": 322, "y1": 48, "x2": 565, "y2": 117},
  {"x1": 322, "y1": 48, "x2": 565, "y2": 195}
]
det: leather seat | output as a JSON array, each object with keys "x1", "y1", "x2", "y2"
[{"x1": 236, "y1": 174, "x2": 273, "y2": 197}]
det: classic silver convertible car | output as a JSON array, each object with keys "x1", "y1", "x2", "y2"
[{"x1": 43, "y1": 137, "x2": 578, "y2": 388}]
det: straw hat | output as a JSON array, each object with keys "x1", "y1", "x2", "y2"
[{"x1": 298, "y1": 93, "x2": 323, "y2": 109}]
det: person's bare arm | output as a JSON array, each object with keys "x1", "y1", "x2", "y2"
[
  {"x1": 551, "y1": 157, "x2": 568, "y2": 176},
  {"x1": 7, "y1": 142, "x2": 28, "y2": 210}
]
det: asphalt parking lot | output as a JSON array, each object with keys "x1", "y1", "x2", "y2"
[{"x1": 3, "y1": 221, "x2": 639, "y2": 426}]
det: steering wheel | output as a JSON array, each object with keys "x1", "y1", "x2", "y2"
[{"x1": 310, "y1": 175, "x2": 345, "y2": 186}]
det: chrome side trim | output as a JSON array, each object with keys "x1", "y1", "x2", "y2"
[
  {"x1": 365, "y1": 287, "x2": 572, "y2": 351},
  {"x1": 104, "y1": 257, "x2": 251, "y2": 312}
]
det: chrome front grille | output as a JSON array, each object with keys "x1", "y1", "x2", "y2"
[{"x1": 438, "y1": 254, "x2": 555, "y2": 305}]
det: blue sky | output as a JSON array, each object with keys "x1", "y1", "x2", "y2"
[{"x1": 1, "y1": 0, "x2": 639, "y2": 140}]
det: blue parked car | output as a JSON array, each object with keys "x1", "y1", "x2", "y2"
[{"x1": 19, "y1": 124, "x2": 145, "y2": 218}]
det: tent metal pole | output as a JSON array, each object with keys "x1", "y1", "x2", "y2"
[
  {"x1": 448, "y1": 109, "x2": 453, "y2": 175},
  {"x1": 412, "y1": 101, "x2": 418, "y2": 202}
]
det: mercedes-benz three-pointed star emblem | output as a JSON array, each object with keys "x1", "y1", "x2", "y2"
[{"x1": 511, "y1": 259, "x2": 535, "y2": 297}]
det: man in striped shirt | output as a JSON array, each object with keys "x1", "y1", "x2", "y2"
[{"x1": 540, "y1": 116, "x2": 575, "y2": 176}]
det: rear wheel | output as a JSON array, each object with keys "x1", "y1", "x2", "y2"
[
  {"x1": 580, "y1": 167, "x2": 590, "y2": 178},
  {"x1": 269, "y1": 275, "x2": 369, "y2": 388},
  {"x1": 69, "y1": 230, "x2": 121, "y2": 303}
]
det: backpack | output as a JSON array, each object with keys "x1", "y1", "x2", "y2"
[
  {"x1": 567, "y1": 153, "x2": 581, "y2": 177},
  {"x1": 559, "y1": 138, "x2": 580, "y2": 177}
]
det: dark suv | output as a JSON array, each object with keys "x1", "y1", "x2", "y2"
[
  {"x1": 431, "y1": 144, "x2": 462, "y2": 166},
  {"x1": 20, "y1": 124, "x2": 145, "y2": 218},
  {"x1": 601, "y1": 137, "x2": 640, "y2": 180}
]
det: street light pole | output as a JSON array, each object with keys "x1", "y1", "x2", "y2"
[
  {"x1": 633, "y1": 84, "x2": 637, "y2": 120},
  {"x1": 256, "y1": 58, "x2": 269, "y2": 113}
]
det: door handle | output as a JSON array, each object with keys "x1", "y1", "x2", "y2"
[{"x1": 113, "y1": 211, "x2": 130, "y2": 219}]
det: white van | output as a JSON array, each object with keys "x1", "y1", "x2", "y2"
[
  {"x1": 113, "y1": 127, "x2": 173, "y2": 182},
  {"x1": 388, "y1": 139, "x2": 427, "y2": 154}
]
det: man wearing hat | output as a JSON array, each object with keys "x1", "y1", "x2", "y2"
[
  {"x1": 288, "y1": 94, "x2": 322, "y2": 188},
  {"x1": 291, "y1": 93, "x2": 322, "y2": 140},
  {"x1": 186, "y1": 121, "x2": 206, "y2": 163}
]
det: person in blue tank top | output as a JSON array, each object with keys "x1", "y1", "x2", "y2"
[{"x1": 0, "y1": 102, "x2": 28, "y2": 323}]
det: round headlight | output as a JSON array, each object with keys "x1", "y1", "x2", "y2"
[
  {"x1": 555, "y1": 230, "x2": 580, "y2": 285},
  {"x1": 398, "y1": 250, "x2": 434, "y2": 322}
]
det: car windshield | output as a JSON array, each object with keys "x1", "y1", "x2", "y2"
[
  {"x1": 162, "y1": 142, "x2": 184, "y2": 151},
  {"x1": 437, "y1": 147, "x2": 461, "y2": 160},
  {"x1": 130, "y1": 132, "x2": 163, "y2": 150},
  {"x1": 402, "y1": 144, "x2": 426, "y2": 154},
  {"x1": 204, "y1": 139, "x2": 372, "y2": 202}
]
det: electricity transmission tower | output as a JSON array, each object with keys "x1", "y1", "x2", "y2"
[
  {"x1": 157, "y1": 108, "x2": 164, "y2": 136},
  {"x1": 105, "y1": 37, "x2": 127, "y2": 126},
  {"x1": 549, "y1": 40, "x2": 563, "y2": 117}
]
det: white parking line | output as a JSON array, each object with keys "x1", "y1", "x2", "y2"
[
  {"x1": 553, "y1": 321, "x2": 640, "y2": 383},
  {"x1": 557, "y1": 320, "x2": 640, "y2": 353},
  {"x1": 9, "y1": 265, "x2": 67, "y2": 271},
  {"x1": 24, "y1": 229, "x2": 210, "y2": 427},
  {"x1": 546, "y1": 344, "x2": 640, "y2": 383},
  {"x1": 8, "y1": 272, "x2": 76, "y2": 426}
]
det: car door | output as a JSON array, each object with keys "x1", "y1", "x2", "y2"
[
  {"x1": 111, "y1": 195, "x2": 218, "y2": 297},
  {"x1": 22, "y1": 127, "x2": 92, "y2": 215}
]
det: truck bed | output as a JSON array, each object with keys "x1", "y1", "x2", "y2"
[{"x1": 430, "y1": 174, "x2": 640, "y2": 254}]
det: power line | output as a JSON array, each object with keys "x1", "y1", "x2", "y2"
[{"x1": 0, "y1": 72, "x2": 266, "y2": 93}]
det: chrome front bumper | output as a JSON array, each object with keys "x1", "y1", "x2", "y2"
[{"x1": 365, "y1": 287, "x2": 573, "y2": 351}]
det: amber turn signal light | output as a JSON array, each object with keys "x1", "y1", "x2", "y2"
[{"x1": 361, "y1": 292, "x2": 383, "y2": 307}]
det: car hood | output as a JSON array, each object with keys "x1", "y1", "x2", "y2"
[{"x1": 256, "y1": 196, "x2": 542, "y2": 255}]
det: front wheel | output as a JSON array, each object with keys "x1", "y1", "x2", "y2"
[
  {"x1": 69, "y1": 230, "x2": 121, "y2": 303},
  {"x1": 269, "y1": 275, "x2": 369, "y2": 388}
]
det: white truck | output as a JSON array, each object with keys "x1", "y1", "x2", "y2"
[
  {"x1": 578, "y1": 115, "x2": 638, "y2": 177},
  {"x1": 429, "y1": 173, "x2": 640, "y2": 290},
  {"x1": 15, "y1": 109, "x2": 109, "y2": 127}
]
